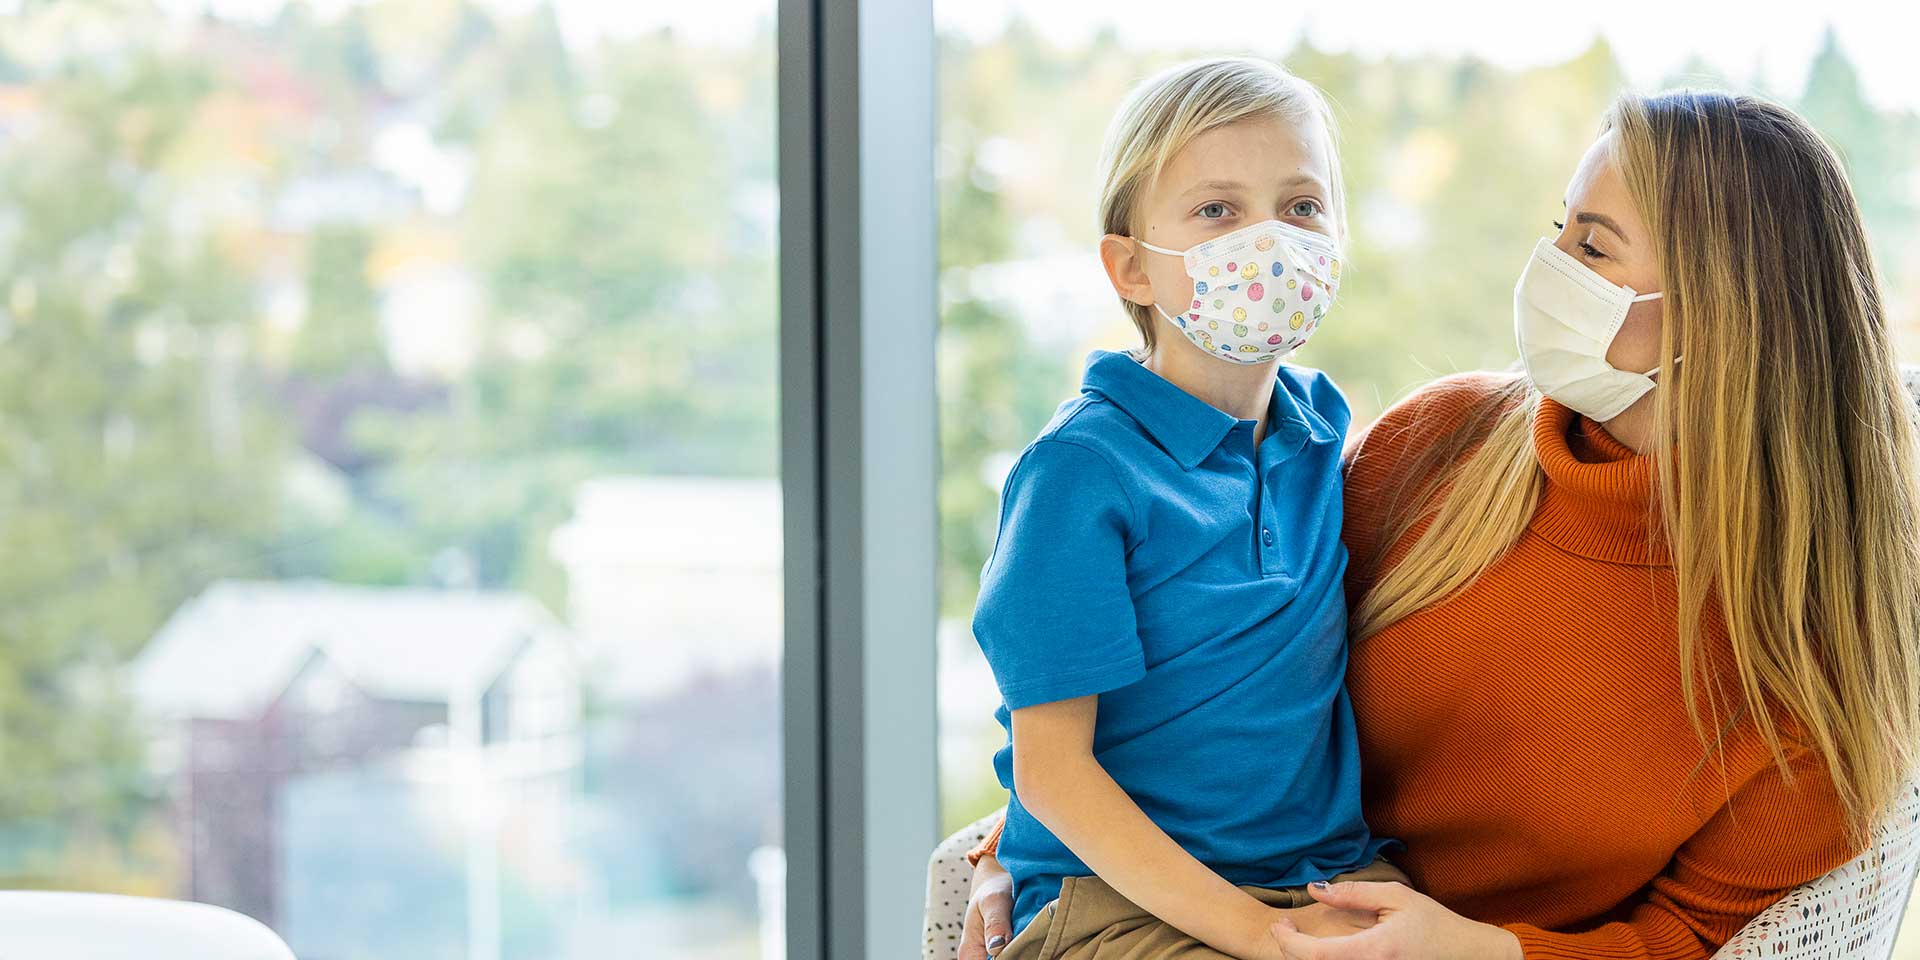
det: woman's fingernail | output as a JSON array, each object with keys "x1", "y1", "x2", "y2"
[
  {"x1": 1310, "y1": 880, "x2": 1330, "y2": 890},
  {"x1": 987, "y1": 934, "x2": 1009, "y2": 951}
]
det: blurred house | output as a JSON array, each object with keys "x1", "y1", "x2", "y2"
[
  {"x1": 945, "y1": 252, "x2": 1117, "y2": 349},
  {"x1": 130, "y1": 579, "x2": 581, "y2": 957},
  {"x1": 549, "y1": 476, "x2": 781, "y2": 703},
  {"x1": 547, "y1": 477, "x2": 785, "y2": 950},
  {"x1": 0, "y1": 84, "x2": 41, "y2": 147}
]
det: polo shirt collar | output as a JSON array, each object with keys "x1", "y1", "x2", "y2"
[{"x1": 1081, "y1": 350, "x2": 1320, "y2": 471}]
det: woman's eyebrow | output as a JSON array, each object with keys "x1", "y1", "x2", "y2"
[
  {"x1": 1560, "y1": 199, "x2": 1630, "y2": 244},
  {"x1": 1574, "y1": 210, "x2": 1630, "y2": 244}
]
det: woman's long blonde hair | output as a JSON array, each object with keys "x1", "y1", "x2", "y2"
[{"x1": 1350, "y1": 90, "x2": 1920, "y2": 842}]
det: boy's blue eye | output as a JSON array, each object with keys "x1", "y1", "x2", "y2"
[
  {"x1": 1290, "y1": 199, "x2": 1321, "y2": 217},
  {"x1": 1198, "y1": 202, "x2": 1229, "y2": 219}
]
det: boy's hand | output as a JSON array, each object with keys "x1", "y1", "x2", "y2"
[{"x1": 1240, "y1": 902, "x2": 1379, "y2": 960}]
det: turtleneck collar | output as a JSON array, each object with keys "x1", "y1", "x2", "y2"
[{"x1": 1529, "y1": 398, "x2": 1671, "y2": 566}]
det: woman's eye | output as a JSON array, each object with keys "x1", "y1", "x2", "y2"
[
  {"x1": 1578, "y1": 241, "x2": 1605, "y2": 260},
  {"x1": 1198, "y1": 202, "x2": 1229, "y2": 219},
  {"x1": 1290, "y1": 199, "x2": 1322, "y2": 217}
]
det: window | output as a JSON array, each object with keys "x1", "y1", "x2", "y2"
[{"x1": 0, "y1": 3, "x2": 783, "y2": 958}]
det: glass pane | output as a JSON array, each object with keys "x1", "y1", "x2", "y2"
[
  {"x1": 0, "y1": 3, "x2": 781, "y2": 958},
  {"x1": 930, "y1": 0, "x2": 1920, "y2": 867}
]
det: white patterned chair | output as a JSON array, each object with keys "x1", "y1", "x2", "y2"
[
  {"x1": 925, "y1": 366, "x2": 1920, "y2": 960},
  {"x1": 925, "y1": 810, "x2": 1009, "y2": 960}
]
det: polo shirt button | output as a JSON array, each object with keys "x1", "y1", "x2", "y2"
[{"x1": 1261, "y1": 528, "x2": 1274, "y2": 547}]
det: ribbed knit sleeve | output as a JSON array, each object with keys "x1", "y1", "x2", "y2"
[{"x1": 964, "y1": 809, "x2": 1006, "y2": 866}]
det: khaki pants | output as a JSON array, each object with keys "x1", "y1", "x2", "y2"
[{"x1": 998, "y1": 856, "x2": 1411, "y2": 960}]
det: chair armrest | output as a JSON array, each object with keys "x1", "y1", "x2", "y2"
[
  {"x1": 0, "y1": 892, "x2": 295, "y2": 960},
  {"x1": 1709, "y1": 780, "x2": 1920, "y2": 960},
  {"x1": 924, "y1": 808, "x2": 1008, "y2": 960}
]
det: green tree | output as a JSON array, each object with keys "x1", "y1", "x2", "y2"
[
  {"x1": 359, "y1": 15, "x2": 780, "y2": 603},
  {"x1": 1299, "y1": 37, "x2": 1624, "y2": 421},
  {"x1": 0, "y1": 30, "x2": 281, "y2": 873},
  {"x1": 935, "y1": 30, "x2": 1084, "y2": 621},
  {"x1": 1799, "y1": 28, "x2": 1916, "y2": 284},
  {"x1": 293, "y1": 225, "x2": 384, "y2": 377}
]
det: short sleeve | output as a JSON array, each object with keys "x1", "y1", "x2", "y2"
[{"x1": 971, "y1": 438, "x2": 1144, "y2": 711}]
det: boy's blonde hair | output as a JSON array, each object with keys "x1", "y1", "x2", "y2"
[{"x1": 1098, "y1": 57, "x2": 1347, "y2": 353}]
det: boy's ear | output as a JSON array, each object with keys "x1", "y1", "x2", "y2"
[{"x1": 1099, "y1": 234, "x2": 1159, "y2": 308}]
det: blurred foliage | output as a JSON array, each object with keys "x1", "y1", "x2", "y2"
[{"x1": 0, "y1": 26, "x2": 280, "y2": 850}]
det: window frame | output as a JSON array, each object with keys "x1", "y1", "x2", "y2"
[{"x1": 778, "y1": 0, "x2": 942, "y2": 957}]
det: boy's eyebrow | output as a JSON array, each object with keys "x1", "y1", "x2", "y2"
[
  {"x1": 1180, "y1": 178, "x2": 1250, "y2": 196},
  {"x1": 1179, "y1": 173, "x2": 1326, "y2": 197}
]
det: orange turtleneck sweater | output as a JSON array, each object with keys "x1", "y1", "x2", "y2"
[{"x1": 968, "y1": 372, "x2": 1856, "y2": 960}]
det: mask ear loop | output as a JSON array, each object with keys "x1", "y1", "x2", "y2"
[
  {"x1": 1131, "y1": 239, "x2": 1197, "y2": 333},
  {"x1": 1626, "y1": 290, "x2": 1678, "y2": 377},
  {"x1": 1640, "y1": 357, "x2": 1682, "y2": 378},
  {"x1": 1125, "y1": 238, "x2": 1194, "y2": 336}
]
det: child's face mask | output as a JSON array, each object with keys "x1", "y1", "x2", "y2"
[{"x1": 1136, "y1": 219, "x2": 1343, "y2": 365}]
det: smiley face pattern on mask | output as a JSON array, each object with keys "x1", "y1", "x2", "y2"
[{"x1": 1145, "y1": 220, "x2": 1341, "y2": 364}]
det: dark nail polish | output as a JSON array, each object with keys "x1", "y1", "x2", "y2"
[
  {"x1": 987, "y1": 934, "x2": 1009, "y2": 951},
  {"x1": 1310, "y1": 880, "x2": 1330, "y2": 889}
]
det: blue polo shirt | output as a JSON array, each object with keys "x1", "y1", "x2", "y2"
[{"x1": 973, "y1": 350, "x2": 1396, "y2": 939}]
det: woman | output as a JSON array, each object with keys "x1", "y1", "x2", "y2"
[{"x1": 954, "y1": 89, "x2": 1920, "y2": 960}]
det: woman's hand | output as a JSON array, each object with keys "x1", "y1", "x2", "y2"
[
  {"x1": 1280, "y1": 901, "x2": 1381, "y2": 938},
  {"x1": 958, "y1": 853, "x2": 1014, "y2": 960},
  {"x1": 1266, "y1": 881, "x2": 1523, "y2": 960}
]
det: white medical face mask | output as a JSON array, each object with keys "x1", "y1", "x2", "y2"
[
  {"x1": 1136, "y1": 219, "x2": 1342, "y2": 364},
  {"x1": 1513, "y1": 237, "x2": 1672, "y2": 421}
]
